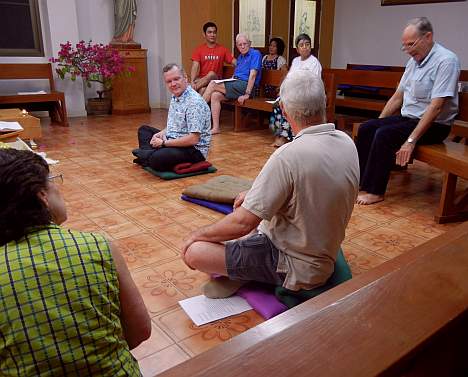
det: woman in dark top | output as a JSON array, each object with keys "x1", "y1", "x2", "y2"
[{"x1": 262, "y1": 37, "x2": 287, "y2": 99}]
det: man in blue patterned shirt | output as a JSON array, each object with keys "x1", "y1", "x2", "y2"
[{"x1": 133, "y1": 63, "x2": 212, "y2": 171}]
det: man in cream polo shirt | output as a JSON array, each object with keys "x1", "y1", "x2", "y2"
[{"x1": 181, "y1": 70, "x2": 359, "y2": 297}]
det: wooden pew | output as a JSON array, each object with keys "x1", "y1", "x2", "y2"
[
  {"x1": 0, "y1": 63, "x2": 68, "y2": 126},
  {"x1": 347, "y1": 63, "x2": 405, "y2": 72},
  {"x1": 412, "y1": 90, "x2": 468, "y2": 223},
  {"x1": 222, "y1": 66, "x2": 336, "y2": 132},
  {"x1": 159, "y1": 221, "x2": 468, "y2": 377},
  {"x1": 327, "y1": 68, "x2": 403, "y2": 112}
]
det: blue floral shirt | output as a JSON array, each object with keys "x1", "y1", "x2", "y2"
[{"x1": 166, "y1": 86, "x2": 212, "y2": 157}]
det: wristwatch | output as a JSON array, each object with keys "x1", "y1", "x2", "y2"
[{"x1": 407, "y1": 137, "x2": 415, "y2": 144}]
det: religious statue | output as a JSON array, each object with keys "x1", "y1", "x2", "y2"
[{"x1": 112, "y1": 0, "x2": 138, "y2": 44}]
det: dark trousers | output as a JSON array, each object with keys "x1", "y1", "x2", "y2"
[
  {"x1": 356, "y1": 115, "x2": 451, "y2": 195},
  {"x1": 136, "y1": 125, "x2": 205, "y2": 171}
]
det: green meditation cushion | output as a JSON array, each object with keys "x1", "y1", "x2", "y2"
[
  {"x1": 182, "y1": 175, "x2": 253, "y2": 204},
  {"x1": 144, "y1": 166, "x2": 217, "y2": 180},
  {"x1": 275, "y1": 248, "x2": 352, "y2": 308}
]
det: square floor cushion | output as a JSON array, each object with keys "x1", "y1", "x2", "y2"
[
  {"x1": 182, "y1": 175, "x2": 252, "y2": 204},
  {"x1": 275, "y1": 248, "x2": 352, "y2": 308},
  {"x1": 144, "y1": 166, "x2": 217, "y2": 180}
]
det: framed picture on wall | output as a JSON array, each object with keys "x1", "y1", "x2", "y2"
[
  {"x1": 382, "y1": 0, "x2": 465, "y2": 5},
  {"x1": 239, "y1": 0, "x2": 266, "y2": 48},
  {"x1": 288, "y1": 0, "x2": 321, "y2": 60},
  {"x1": 293, "y1": 0, "x2": 317, "y2": 47},
  {"x1": 0, "y1": 0, "x2": 44, "y2": 57}
]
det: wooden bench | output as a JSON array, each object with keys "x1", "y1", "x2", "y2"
[
  {"x1": 159, "y1": 221, "x2": 468, "y2": 377},
  {"x1": 0, "y1": 63, "x2": 68, "y2": 127},
  {"x1": 324, "y1": 68, "x2": 403, "y2": 130},
  {"x1": 222, "y1": 66, "x2": 336, "y2": 132}
]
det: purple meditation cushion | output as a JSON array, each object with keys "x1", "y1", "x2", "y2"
[
  {"x1": 237, "y1": 285, "x2": 288, "y2": 320},
  {"x1": 181, "y1": 195, "x2": 233, "y2": 214}
]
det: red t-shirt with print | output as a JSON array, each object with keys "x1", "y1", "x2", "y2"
[{"x1": 191, "y1": 44, "x2": 234, "y2": 78}]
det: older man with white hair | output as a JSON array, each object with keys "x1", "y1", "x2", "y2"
[
  {"x1": 202, "y1": 33, "x2": 262, "y2": 134},
  {"x1": 182, "y1": 70, "x2": 359, "y2": 298},
  {"x1": 356, "y1": 17, "x2": 460, "y2": 205}
]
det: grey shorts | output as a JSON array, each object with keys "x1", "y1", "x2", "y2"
[
  {"x1": 225, "y1": 79, "x2": 249, "y2": 100},
  {"x1": 225, "y1": 233, "x2": 285, "y2": 285}
]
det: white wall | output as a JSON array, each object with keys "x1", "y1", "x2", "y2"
[
  {"x1": 136, "y1": 0, "x2": 182, "y2": 108},
  {"x1": 332, "y1": 0, "x2": 468, "y2": 69},
  {"x1": 0, "y1": 0, "x2": 87, "y2": 117},
  {"x1": 74, "y1": 0, "x2": 182, "y2": 109},
  {"x1": 1, "y1": 0, "x2": 182, "y2": 117}
]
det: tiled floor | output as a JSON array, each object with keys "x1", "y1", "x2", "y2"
[{"x1": 38, "y1": 109, "x2": 464, "y2": 376}]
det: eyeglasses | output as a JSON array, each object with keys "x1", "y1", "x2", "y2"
[
  {"x1": 400, "y1": 33, "x2": 426, "y2": 52},
  {"x1": 48, "y1": 173, "x2": 63, "y2": 185}
]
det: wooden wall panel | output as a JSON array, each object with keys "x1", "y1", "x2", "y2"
[
  {"x1": 271, "y1": 0, "x2": 290, "y2": 63},
  {"x1": 180, "y1": 0, "x2": 333, "y2": 70},
  {"x1": 318, "y1": 0, "x2": 335, "y2": 68}
]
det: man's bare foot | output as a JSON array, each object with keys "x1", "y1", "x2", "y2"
[
  {"x1": 211, "y1": 128, "x2": 221, "y2": 135},
  {"x1": 272, "y1": 136, "x2": 287, "y2": 147},
  {"x1": 356, "y1": 193, "x2": 384, "y2": 205}
]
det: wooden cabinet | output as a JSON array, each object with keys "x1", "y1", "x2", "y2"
[{"x1": 112, "y1": 48, "x2": 150, "y2": 115}]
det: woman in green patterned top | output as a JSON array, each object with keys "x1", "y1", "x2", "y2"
[{"x1": 0, "y1": 149, "x2": 151, "y2": 376}]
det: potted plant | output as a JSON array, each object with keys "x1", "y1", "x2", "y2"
[{"x1": 50, "y1": 41, "x2": 135, "y2": 115}]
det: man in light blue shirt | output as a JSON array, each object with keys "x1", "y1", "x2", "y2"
[
  {"x1": 202, "y1": 33, "x2": 262, "y2": 134},
  {"x1": 356, "y1": 17, "x2": 460, "y2": 205},
  {"x1": 133, "y1": 63, "x2": 211, "y2": 171}
]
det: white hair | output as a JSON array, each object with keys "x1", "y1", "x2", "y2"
[
  {"x1": 280, "y1": 69, "x2": 326, "y2": 123},
  {"x1": 236, "y1": 33, "x2": 251, "y2": 44}
]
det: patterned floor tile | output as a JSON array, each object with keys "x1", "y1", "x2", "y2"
[{"x1": 35, "y1": 109, "x2": 465, "y2": 373}]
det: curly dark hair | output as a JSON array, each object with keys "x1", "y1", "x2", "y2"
[
  {"x1": 269, "y1": 37, "x2": 285, "y2": 56},
  {"x1": 0, "y1": 149, "x2": 52, "y2": 246}
]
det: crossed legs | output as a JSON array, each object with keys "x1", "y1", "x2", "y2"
[{"x1": 192, "y1": 71, "x2": 218, "y2": 95}]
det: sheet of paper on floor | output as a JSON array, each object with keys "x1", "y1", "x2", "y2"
[{"x1": 179, "y1": 294, "x2": 253, "y2": 326}]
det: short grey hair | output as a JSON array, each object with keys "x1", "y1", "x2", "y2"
[
  {"x1": 280, "y1": 70, "x2": 326, "y2": 123},
  {"x1": 162, "y1": 63, "x2": 186, "y2": 75},
  {"x1": 235, "y1": 33, "x2": 250, "y2": 44},
  {"x1": 406, "y1": 17, "x2": 433, "y2": 36}
]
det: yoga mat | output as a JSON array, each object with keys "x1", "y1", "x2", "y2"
[
  {"x1": 181, "y1": 195, "x2": 233, "y2": 214},
  {"x1": 144, "y1": 166, "x2": 217, "y2": 180}
]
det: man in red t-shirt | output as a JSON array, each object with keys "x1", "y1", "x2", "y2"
[{"x1": 191, "y1": 22, "x2": 235, "y2": 94}]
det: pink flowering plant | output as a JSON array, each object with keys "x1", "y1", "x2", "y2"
[{"x1": 50, "y1": 41, "x2": 135, "y2": 99}]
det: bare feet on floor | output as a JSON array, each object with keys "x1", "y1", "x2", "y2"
[
  {"x1": 356, "y1": 192, "x2": 384, "y2": 205},
  {"x1": 211, "y1": 128, "x2": 221, "y2": 135},
  {"x1": 201, "y1": 277, "x2": 248, "y2": 298},
  {"x1": 271, "y1": 136, "x2": 287, "y2": 148}
]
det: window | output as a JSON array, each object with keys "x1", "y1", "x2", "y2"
[{"x1": 0, "y1": 0, "x2": 44, "y2": 57}]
